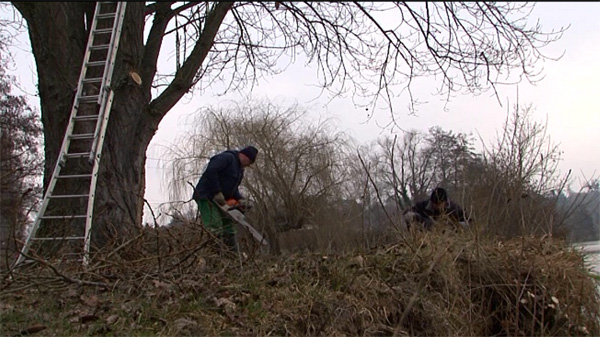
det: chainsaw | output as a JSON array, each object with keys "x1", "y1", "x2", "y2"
[{"x1": 215, "y1": 201, "x2": 269, "y2": 246}]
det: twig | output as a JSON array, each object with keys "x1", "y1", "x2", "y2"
[
  {"x1": 357, "y1": 150, "x2": 418, "y2": 256},
  {"x1": 143, "y1": 198, "x2": 163, "y2": 276},
  {"x1": 103, "y1": 232, "x2": 146, "y2": 261},
  {"x1": 394, "y1": 245, "x2": 447, "y2": 335},
  {"x1": 19, "y1": 253, "x2": 110, "y2": 288}
]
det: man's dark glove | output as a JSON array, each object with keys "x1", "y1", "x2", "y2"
[
  {"x1": 237, "y1": 199, "x2": 252, "y2": 213},
  {"x1": 213, "y1": 192, "x2": 226, "y2": 206}
]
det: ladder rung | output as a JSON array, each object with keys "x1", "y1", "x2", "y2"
[
  {"x1": 40, "y1": 215, "x2": 87, "y2": 220},
  {"x1": 87, "y1": 61, "x2": 107, "y2": 67},
  {"x1": 48, "y1": 194, "x2": 90, "y2": 199},
  {"x1": 69, "y1": 133, "x2": 95, "y2": 140},
  {"x1": 78, "y1": 95, "x2": 101, "y2": 103},
  {"x1": 57, "y1": 174, "x2": 93, "y2": 179},
  {"x1": 63, "y1": 152, "x2": 92, "y2": 158},
  {"x1": 73, "y1": 115, "x2": 99, "y2": 121},
  {"x1": 96, "y1": 13, "x2": 116, "y2": 19},
  {"x1": 89, "y1": 44, "x2": 110, "y2": 51},
  {"x1": 32, "y1": 236, "x2": 85, "y2": 241},
  {"x1": 93, "y1": 28, "x2": 114, "y2": 34},
  {"x1": 83, "y1": 77, "x2": 103, "y2": 84}
]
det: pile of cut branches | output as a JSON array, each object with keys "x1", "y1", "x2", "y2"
[{"x1": 1, "y1": 223, "x2": 598, "y2": 336}]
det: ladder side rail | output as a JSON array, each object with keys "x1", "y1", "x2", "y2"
[
  {"x1": 13, "y1": 154, "x2": 66, "y2": 266},
  {"x1": 78, "y1": 2, "x2": 104, "y2": 106},
  {"x1": 13, "y1": 2, "x2": 104, "y2": 268},
  {"x1": 89, "y1": 2, "x2": 127, "y2": 162},
  {"x1": 83, "y1": 3, "x2": 127, "y2": 264},
  {"x1": 101, "y1": 2, "x2": 127, "y2": 91},
  {"x1": 82, "y1": 90, "x2": 115, "y2": 266}
]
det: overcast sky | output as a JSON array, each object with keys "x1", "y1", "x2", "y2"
[{"x1": 2, "y1": 3, "x2": 599, "y2": 223}]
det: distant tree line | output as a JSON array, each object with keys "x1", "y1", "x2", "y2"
[
  {"x1": 164, "y1": 99, "x2": 599, "y2": 254},
  {"x1": 558, "y1": 184, "x2": 600, "y2": 243}
]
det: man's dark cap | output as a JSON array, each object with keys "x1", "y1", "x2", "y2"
[
  {"x1": 240, "y1": 146, "x2": 258, "y2": 163},
  {"x1": 430, "y1": 187, "x2": 448, "y2": 203}
]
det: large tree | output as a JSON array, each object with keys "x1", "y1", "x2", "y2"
[{"x1": 10, "y1": 2, "x2": 564, "y2": 247}]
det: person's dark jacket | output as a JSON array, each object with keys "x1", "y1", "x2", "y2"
[
  {"x1": 192, "y1": 150, "x2": 244, "y2": 202},
  {"x1": 407, "y1": 199, "x2": 469, "y2": 230}
]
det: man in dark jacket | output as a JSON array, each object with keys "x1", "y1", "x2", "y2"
[
  {"x1": 192, "y1": 145, "x2": 258, "y2": 251},
  {"x1": 403, "y1": 187, "x2": 470, "y2": 230}
]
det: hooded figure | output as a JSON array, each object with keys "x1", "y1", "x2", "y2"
[{"x1": 403, "y1": 187, "x2": 470, "y2": 230}]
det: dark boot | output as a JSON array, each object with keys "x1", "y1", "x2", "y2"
[{"x1": 220, "y1": 232, "x2": 238, "y2": 252}]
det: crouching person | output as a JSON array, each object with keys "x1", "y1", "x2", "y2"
[{"x1": 403, "y1": 187, "x2": 471, "y2": 231}]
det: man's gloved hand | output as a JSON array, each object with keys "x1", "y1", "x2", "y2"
[
  {"x1": 403, "y1": 211, "x2": 419, "y2": 230},
  {"x1": 213, "y1": 192, "x2": 226, "y2": 206},
  {"x1": 238, "y1": 199, "x2": 253, "y2": 212},
  {"x1": 226, "y1": 198, "x2": 240, "y2": 207},
  {"x1": 404, "y1": 211, "x2": 419, "y2": 223},
  {"x1": 423, "y1": 217, "x2": 435, "y2": 230}
]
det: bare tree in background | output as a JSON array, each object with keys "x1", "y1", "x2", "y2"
[
  {"x1": 0, "y1": 46, "x2": 42, "y2": 270},
  {"x1": 165, "y1": 99, "x2": 352, "y2": 254},
  {"x1": 358, "y1": 106, "x2": 582, "y2": 240},
  {"x1": 423, "y1": 127, "x2": 477, "y2": 191},
  {"x1": 395, "y1": 131, "x2": 432, "y2": 202},
  {"x1": 8, "y1": 2, "x2": 565, "y2": 247},
  {"x1": 361, "y1": 128, "x2": 478, "y2": 229},
  {"x1": 467, "y1": 104, "x2": 568, "y2": 237}
]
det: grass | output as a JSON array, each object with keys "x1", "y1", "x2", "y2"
[{"x1": 1, "y1": 223, "x2": 599, "y2": 336}]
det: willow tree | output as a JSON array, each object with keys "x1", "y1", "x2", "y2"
[{"x1": 10, "y1": 2, "x2": 564, "y2": 246}]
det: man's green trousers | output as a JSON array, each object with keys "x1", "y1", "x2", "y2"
[{"x1": 196, "y1": 199, "x2": 237, "y2": 251}]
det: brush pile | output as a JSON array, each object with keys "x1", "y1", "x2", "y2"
[{"x1": 2, "y1": 223, "x2": 599, "y2": 336}]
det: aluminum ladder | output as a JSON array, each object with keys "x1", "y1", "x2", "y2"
[{"x1": 15, "y1": 2, "x2": 127, "y2": 267}]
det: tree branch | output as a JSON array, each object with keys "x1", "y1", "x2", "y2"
[
  {"x1": 141, "y1": 2, "x2": 173, "y2": 94},
  {"x1": 148, "y1": 2, "x2": 234, "y2": 120}
]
